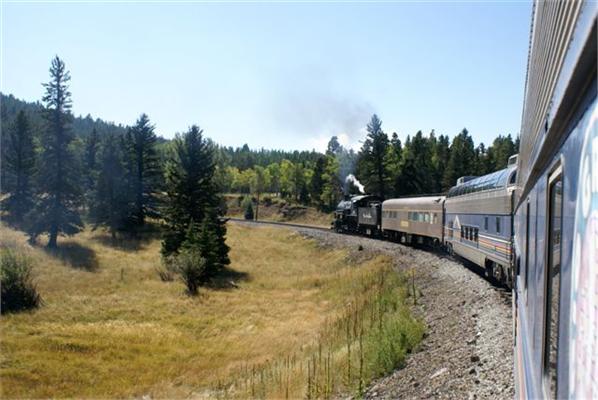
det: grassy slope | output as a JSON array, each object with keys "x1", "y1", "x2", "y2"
[
  {"x1": 224, "y1": 194, "x2": 333, "y2": 227},
  {"x1": 1, "y1": 223, "x2": 422, "y2": 398}
]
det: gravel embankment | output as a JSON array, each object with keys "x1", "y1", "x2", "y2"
[{"x1": 231, "y1": 221, "x2": 514, "y2": 399}]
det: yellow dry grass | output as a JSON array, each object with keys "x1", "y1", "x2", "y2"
[{"x1": 0, "y1": 223, "x2": 418, "y2": 399}]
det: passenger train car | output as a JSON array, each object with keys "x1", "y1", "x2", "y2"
[
  {"x1": 513, "y1": 1, "x2": 597, "y2": 399},
  {"x1": 381, "y1": 196, "x2": 444, "y2": 247},
  {"x1": 444, "y1": 157, "x2": 517, "y2": 287}
]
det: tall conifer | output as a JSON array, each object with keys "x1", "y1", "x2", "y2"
[
  {"x1": 27, "y1": 56, "x2": 83, "y2": 248},
  {"x1": 2, "y1": 111, "x2": 36, "y2": 225},
  {"x1": 125, "y1": 114, "x2": 160, "y2": 226}
]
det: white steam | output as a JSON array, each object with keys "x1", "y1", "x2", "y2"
[{"x1": 345, "y1": 174, "x2": 365, "y2": 194}]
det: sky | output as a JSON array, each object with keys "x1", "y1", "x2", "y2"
[{"x1": 2, "y1": 1, "x2": 532, "y2": 152}]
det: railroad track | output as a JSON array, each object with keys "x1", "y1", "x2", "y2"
[
  {"x1": 229, "y1": 216, "x2": 512, "y2": 295},
  {"x1": 226, "y1": 217, "x2": 331, "y2": 232}
]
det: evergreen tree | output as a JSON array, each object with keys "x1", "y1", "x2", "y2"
[
  {"x1": 432, "y1": 134, "x2": 450, "y2": 192},
  {"x1": 310, "y1": 156, "x2": 326, "y2": 208},
  {"x1": 243, "y1": 197, "x2": 254, "y2": 220},
  {"x1": 320, "y1": 155, "x2": 343, "y2": 210},
  {"x1": 1, "y1": 111, "x2": 36, "y2": 225},
  {"x1": 396, "y1": 131, "x2": 435, "y2": 195},
  {"x1": 161, "y1": 125, "x2": 229, "y2": 272},
  {"x1": 125, "y1": 113, "x2": 160, "y2": 226},
  {"x1": 384, "y1": 133, "x2": 401, "y2": 196},
  {"x1": 83, "y1": 127, "x2": 100, "y2": 201},
  {"x1": 88, "y1": 133, "x2": 132, "y2": 239},
  {"x1": 357, "y1": 114, "x2": 391, "y2": 199},
  {"x1": 489, "y1": 134, "x2": 517, "y2": 169},
  {"x1": 27, "y1": 56, "x2": 83, "y2": 248},
  {"x1": 326, "y1": 136, "x2": 341, "y2": 156},
  {"x1": 442, "y1": 128, "x2": 476, "y2": 190}
]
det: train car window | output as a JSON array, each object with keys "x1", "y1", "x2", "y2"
[
  {"x1": 525, "y1": 202, "x2": 530, "y2": 291},
  {"x1": 496, "y1": 217, "x2": 501, "y2": 233},
  {"x1": 543, "y1": 174, "x2": 562, "y2": 398},
  {"x1": 433, "y1": 213, "x2": 438, "y2": 224},
  {"x1": 509, "y1": 171, "x2": 517, "y2": 185},
  {"x1": 484, "y1": 217, "x2": 488, "y2": 231},
  {"x1": 424, "y1": 213, "x2": 430, "y2": 223},
  {"x1": 474, "y1": 228, "x2": 479, "y2": 242},
  {"x1": 461, "y1": 226, "x2": 464, "y2": 239},
  {"x1": 448, "y1": 221, "x2": 453, "y2": 238}
]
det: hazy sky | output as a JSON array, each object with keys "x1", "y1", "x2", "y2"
[{"x1": 2, "y1": 1, "x2": 532, "y2": 151}]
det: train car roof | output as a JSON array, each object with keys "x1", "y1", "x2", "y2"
[
  {"x1": 516, "y1": 0, "x2": 597, "y2": 207},
  {"x1": 383, "y1": 196, "x2": 445, "y2": 207},
  {"x1": 447, "y1": 166, "x2": 516, "y2": 198}
]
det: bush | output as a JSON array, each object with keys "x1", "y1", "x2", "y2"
[
  {"x1": 262, "y1": 196, "x2": 272, "y2": 206},
  {"x1": 169, "y1": 248, "x2": 206, "y2": 295},
  {"x1": 156, "y1": 261, "x2": 176, "y2": 282},
  {"x1": 242, "y1": 198, "x2": 254, "y2": 220},
  {"x1": 1, "y1": 250, "x2": 41, "y2": 313}
]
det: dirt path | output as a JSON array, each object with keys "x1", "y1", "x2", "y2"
[{"x1": 231, "y1": 220, "x2": 514, "y2": 399}]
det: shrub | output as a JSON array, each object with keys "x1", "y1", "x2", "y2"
[
  {"x1": 243, "y1": 198, "x2": 254, "y2": 220},
  {"x1": 262, "y1": 196, "x2": 272, "y2": 206},
  {"x1": 1, "y1": 249, "x2": 41, "y2": 313},
  {"x1": 156, "y1": 260, "x2": 176, "y2": 282},
  {"x1": 173, "y1": 248, "x2": 206, "y2": 295}
]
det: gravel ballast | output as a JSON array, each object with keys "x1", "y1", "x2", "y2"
[{"x1": 232, "y1": 221, "x2": 514, "y2": 399}]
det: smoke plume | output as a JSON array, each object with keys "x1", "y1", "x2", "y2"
[{"x1": 345, "y1": 174, "x2": 365, "y2": 194}]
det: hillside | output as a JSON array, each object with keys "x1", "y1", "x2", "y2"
[
  {"x1": 224, "y1": 194, "x2": 333, "y2": 227},
  {"x1": 1, "y1": 93, "x2": 129, "y2": 139}
]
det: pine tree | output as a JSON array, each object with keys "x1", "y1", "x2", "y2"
[
  {"x1": 357, "y1": 114, "x2": 391, "y2": 199},
  {"x1": 490, "y1": 134, "x2": 517, "y2": 169},
  {"x1": 243, "y1": 198, "x2": 254, "y2": 220},
  {"x1": 320, "y1": 155, "x2": 343, "y2": 210},
  {"x1": 161, "y1": 125, "x2": 221, "y2": 256},
  {"x1": 83, "y1": 127, "x2": 100, "y2": 202},
  {"x1": 27, "y1": 56, "x2": 83, "y2": 248},
  {"x1": 433, "y1": 134, "x2": 450, "y2": 192},
  {"x1": 88, "y1": 133, "x2": 132, "y2": 239},
  {"x1": 388, "y1": 132, "x2": 403, "y2": 185},
  {"x1": 125, "y1": 113, "x2": 160, "y2": 226},
  {"x1": 396, "y1": 131, "x2": 435, "y2": 195},
  {"x1": 442, "y1": 128, "x2": 476, "y2": 190},
  {"x1": 1, "y1": 111, "x2": 36, "y2": 225},
  {"x1": 310, "y1": 156, "x2": 326, "y2": 208}
]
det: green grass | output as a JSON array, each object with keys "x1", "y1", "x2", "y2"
[{"x1": 0, "y1": 223, "x2": 423, "y2": 399}]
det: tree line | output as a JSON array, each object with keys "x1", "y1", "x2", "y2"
[
  {"x1": 356, "y1": 114, "x2": 519, "y2": 199},
  {"x1": 1, "y1": 56, "x2": 228, "y2": 295},
  {"x1": 214, "y1": 115, "x2": 518, "y2": 209}
]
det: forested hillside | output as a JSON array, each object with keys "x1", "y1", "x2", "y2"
[{"x1": 2, "y1": 70, "x2": 518, "y2": 222}]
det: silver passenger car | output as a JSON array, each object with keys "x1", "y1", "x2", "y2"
[
  {"x1": 381, "y1": 196, "x2": 445, "y2": 246},
  {"x1": 444, "y1": 158, "x2": 517, "y2": 285}
]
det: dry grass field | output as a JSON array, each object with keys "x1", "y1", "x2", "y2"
[{"x1": 0, "y1": 223, "x2": 422, "y2": 399}]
